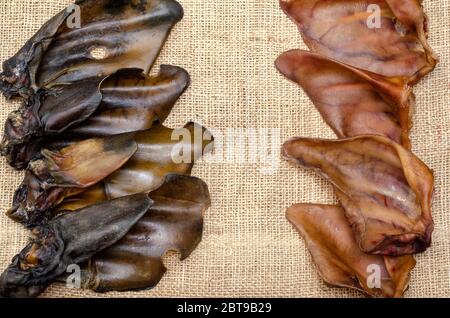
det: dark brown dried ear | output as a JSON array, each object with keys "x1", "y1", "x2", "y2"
[
  {"x1": 1, "y1": 65, "x2": 190, "y2": 170},
  {"x1": 79, "y1": 174, "x2": 210, "y2": 292},
  {"x1": 287, "y1": 204, "x2": 416, "y2": 298},
  {"x1": 0, "y1": 8, "x2": 69, "y2": 98},
  {"x1": 0, "y1": 194, "x2": 152, "y2": 298},
  {"x1": 283, "y1": 135, "x2": 434, "y2": 256},
  {"x1": 55, "y1": 184, "x2": 108, "y2": 214},
  {"x1": 8, "y1": 134, "x2": 137, "y2": 225},
  {"x1": 49, "y1": 121, "x2": 213, "y2": 215},
  {"x1": 104, "y1": 122, "x2": 214, "y2": 199},
  {"x1": 279, "y1": 0, "x2": 437, "y2": 84},
  {"x1": 2, "y1": 136, "x2": 81, "y2": 171},
  {"x1": 0, "y1": 0, "x2": 184, "y2": 98},
  {"x1": 0, "y1": 77, "x2": 103, "y2": 165},
  {"x1": 276, "y1": 50, "x2": 414, "y2": 149},
  {"x1": 1, "y1": 79, "x2": 104, "y2": 159},
  {"x1": 69, "y1": 65, "x2": 190, "y2": 136}
]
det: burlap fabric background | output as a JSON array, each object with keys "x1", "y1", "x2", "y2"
[{"x1": 0, "y1": 0, "x2": 449, "y2": 298}]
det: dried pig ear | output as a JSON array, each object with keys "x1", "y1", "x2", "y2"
[
  {"x1": 279, "y1": 0, "x2": 437, "y2": 83},
  {"x1": 276, "y1": 50, "x2": 414, "y2": 149},
  {"x1": 0, "y1": 194, "x2": 152, "y2": 298},
  {"x1": 1, "y1": 65, "x2": 190, "y2": 170},
  {"x1": 287, "y1": 204, "x2": 416, "y2": 298},
  {"x1": 385, "y1": 0, "x2": 429, "y2": 34},
  {"x1": 282, "y1": 135, "x2": 434, "y2": 256},
  {"x1": 70, "y1": 65, "x2": 191, "y2": 136},
  {"x1": 0, "y1": 0, "x2": 184, "y2": 98},
  {"x1": 79, "y1": 174, "x2": 210, "y2": 292},
  {"x1": 104, "y1": 122, "x2": 214, "y2": 199},
  {"x1": 8, "y1": 134, "x2": 137, "y2": 225}
]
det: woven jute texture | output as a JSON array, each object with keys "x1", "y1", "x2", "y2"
[{"x1": 0, "y1": 0, "x2": 449, "y2": 298}]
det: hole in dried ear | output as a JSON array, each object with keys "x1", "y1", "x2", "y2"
[{"x1": 90, "y1": 47, "x2": 108, "y2": 60}]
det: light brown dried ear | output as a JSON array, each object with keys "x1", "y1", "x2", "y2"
[
  {"x1": 283, "y1": 135, "x2": 434, "y2": 256},
  {"x1": 287, "y1": 204, "x2": 416, "y2": 298},
  {"x1": 80, "y1": 174, "x2": 210, "y2": 292},
  {"x1": 43, "y1": 134, "x2": 137, "y2": 188},
  {"x1": 279, "y1": 0, "x2": 437, "y2": 84},
  {"x1": 276, "y1": 50, "x2": 413, "y2": 149}
]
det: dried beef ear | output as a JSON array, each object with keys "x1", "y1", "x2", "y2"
[
  {"x1": 287, "y1": 204, "x2": 416, "y2": 298},
  {"x1": 1, "y1": 77, "x2": 104, "y2": 158},
  {"x1": 78, "y1": 174, "x2": 209, "y2": 292},
  {"x1": 0, "y1": 193, "x2": 152, "y2": 298},
  {"x1": 70, "y1": 65, "x2": 190, "y2": 136},
  {"x1": 0, "y1": 0, "x2": 184, "y2": 98},
  {"x1": 104, "y1": 121, "x2": 214, "y2": 199},
  {"x1": 7, "y1": 134, "x2": 137, "y2": 226},
  {"x1": 3, "y1": 135, "x2": 80, "y2": 171},
  {"x1": 1, "y1": 65, "x2": 190, "y2": 170},
  {"x1": 0, "y1": 8, "x2": 69, "y2": 99},
  {"x1": 276, "y1": 50, "x2": 414, "y2": 149},
  {"x1": 46, "y1": 121, "x2": 214, "y2": 215},
  {"x1": 279, "y1": 0, "x2": 437, "y2": 84},
  {"x1": 54, "y1": 183, "x2": 108, "y2": 214},
  {"x1": 282, "y1": 135, "x2": 434, "y2": 256}
]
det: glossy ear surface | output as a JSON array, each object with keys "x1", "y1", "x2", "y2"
[
  {"x1": 69, "y1": 65, "x2": 190, "y2": 136},
  {"x1": 81, "y1": 175, "x2": 210, "y2": 292},
  {"x1": 276, "y1": 50, "x2": 413, "y2": 149},
  {"x1": 104, "y1": 122, "x2": 214, "y2": 199},
  {"x1": 283, "y1": 135, "x2": 434, "y2": 256},
  {"x1": 0, "y1": 0, "x2": 184, "y2": 98},
  {"x1": 279, "y1": 0, "x2": 437, "y2": 83},
  {"x1": 43, "y1": 134, "x2": 137, "y2": 188},
  {"x1": 0, "y1": 193, "x2": 152, "y2": 298},
  {"x1": 37, "y1": 0, "x2": 184, "y2": 88},
  {"x1": 286, "y1": 203, "x2": 415, "y2": 298}
]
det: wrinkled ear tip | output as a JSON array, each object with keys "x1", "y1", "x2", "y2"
[{"x1": 0, "y1": 269, "x2": 46, "y2": 298}]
